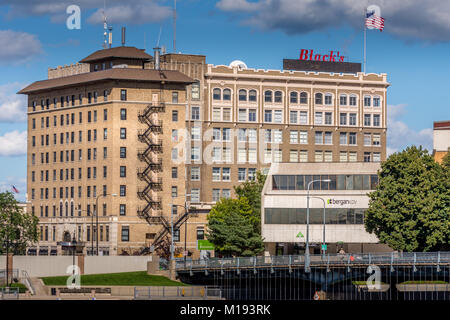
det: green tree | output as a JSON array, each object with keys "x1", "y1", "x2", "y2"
[
  {"x1": 0, "y1": 192, "x2": 39, "y2": 285},
  {"x1": 206, "y1": 197, "x2": 264, "y2": 257},
  {"x1": 365, "y1": 146, "x2": 450, "y2": 252},
  {"x1": 233, "y1": 171, "x2": 267, "y2": 232}
]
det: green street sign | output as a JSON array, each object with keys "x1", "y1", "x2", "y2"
[
  {"x1": 296, "y1": 232, "x2": 304, "y2": 238},
  {"x1": 198, "y1": 240, "x2": 214, "y2": 250},
  {"x1": 321, "y1": 244, "x2": 327, "y2": 251}
]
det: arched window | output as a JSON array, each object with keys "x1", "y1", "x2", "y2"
[
  {"x1": 59, "y1": 202, "x2": 63, "y2": 217},
  {"x1": 238, "y1": 89, "x2": 247, "y2": 101},
  {"x1": 63, "y1": 231, "x2": 71, "y2": 242},
  {"x1": 223, "y1": 89, "x2": 231, "y2": 101},
  {"x1": 315, "y1": 93, "x2": 323, "y2": 105},
  {"x1": 290, "y1": 92, "x2": 298, "y2": 104},
  {"x1": 340, "y1": 94, "x2": 347, "y2": 106},
  {"x1": 249, "y1": 90, "x2": 257, "y2": 102},
  {"x1": 325, "y1": 93, "x2": 333, "y2": 105},
  {"x1": 264, "y1": 90, "x2": 273, "y2": 103},
  {"x1": 70, "y1": 202, "x2": 74, "y2": 217},
  {"x1": 349, "y1": 94, "x2": 357, "y2": 106},
  {"x1": 274, "y1": 91, "x2": 283, "y2": 103},
  {"x1": 65, "y1": 202, "x2": 68, "y2": 217},
  {"x1": 213, "y1": 88, "x2": 221, "y2": 100},
  {"x1": 364, "y1": 95, "x2": 371, "y2": 107},
  {"x1": 373, "y1": 95, "x2": 380, "y2": 107},
  {"x1": 300, "y1": 92, "x2": 308, "y2": 104}
]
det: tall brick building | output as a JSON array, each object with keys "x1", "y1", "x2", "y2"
[{"x1": 21, "y1": 45, "x2": 389, "y2": 257}]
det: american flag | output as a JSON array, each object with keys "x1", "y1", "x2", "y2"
[
  {"x1": 366, "y1": 10, "x2": 385, "y2": 31},
  {"x1": 11, "y1": 185, "x2": 19, "y2": 193}
]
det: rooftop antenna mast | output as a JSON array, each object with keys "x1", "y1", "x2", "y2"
[
  {"x1": 173, "y1": 0, "x2": 176, "y2": 52},
  {"x1": 102, "y1": 0, "x2": 108, "y2": 49}
]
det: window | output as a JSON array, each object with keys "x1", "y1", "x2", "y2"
[
  {"x1": 274, "y1": 110, "x2": 282, "y2": 123},
  {"x1": 340, "y1": 113, "x2": 347, "y2": 125},
  {"x1": 340, "y1": 151, "x2": 348, "y2": 162},
  {"x1": 290, "y1": 131, "x2": 298, "y2": 144},
  {"x1": 120, "y1": 128, "x2": 126, "y2": 139},
  {"x1": 248, "y1": 148, "x2": 257, "y2": 163},
  {"x1": 364, "y1": 152, "x2": 371, "y2": 162},
  {"x1": 172, "y1": 91, "x2": 178, "y2": 103},
  {"x1": 191, "y1": 81, "x2": 200, "y2": 100},
  {"x1": 290, "y1": 92, "x2": 298, "y2": 104},
  {"x1": 121, "y1": 226, "x2": 129, "y2": 241},
  {"x1": 373, "y1": 152, "x2": 381, "y2": 162},
  {"x1": 299, "y1": 131, "x2": 308, "y2": 144},
  {"x1": 314, "y1": 112, "x2": 323, "y2": 125},
  {"x1": 373, "y1": 134, "x2": 381, "y2": 146},
  {"x1": 238, "y1": 168, "x2": 246, "y2": 181},
  {"x1": 172, "y1": 167, "x2": 178, "y2": 179},
  {"x1": 300, "y1": 111, "x2": 308, "y2": 124},
  {"x1": 349, "y1": 94, "x2": 357, "y2": 106},
  {"x1": 264, "y1": 129, "x2": 272, "y2": 143},
  {"x1": 171, "y1": 186, "x2": 178, "y2": 198},
  {"x1": 212, "y1": 108, "x2": 221, "y2": 121},
  {"x1": 248, "y1": 129, "x2": 257, "y2": 143},
  {"x1": 103, "y1": 128, "x2": 107, "y2": 140},
  {"x1": 248, "y1": 109, "x2": 256, "y2": 122},
  {"x1": 300, "y1": 92, "x2": 307, "y2": 104},
  {"x1": 213, "y1": 88, "x2": 221, "y2": 100},
  {"x1": 274, "y1": 91, "x2": 282, "y2": 103},
  {"x1": 172, "y1": 129, "x2": 178, "y2": 142},
  {"x1": 324, "y1": 132, "x2": 332, "y2": 145},
  {"x1": 315, "y1": 131, "x2": 323, "y2": 144},
  {"x1": 222, "y1": 168, "x2": 231, "y2": 181},
  {"x1": 238, "y1": 128, "x2": 246, "y2": 142},
  {"x1": 223, "y1": 108, "x2": 231, "y2": 121},
  {"x1": 274, "y1": 130, "x2": 283, "y2": 143},
  {"x1": 373, "y1": 114, "x2": 381, "y2": 127},
  {"x1": 212, "y1": 189, "x2": 220, "y2": 202},
  {"x1": 212, "y1": 128, "x2": 221, "y2": 141},
  {"x1": 191, "y1": 127, "x2": 200, "y2": 140},
  {"x1": 172, "y1": 110, "x2": 178, "y2": 122},
  {"x1": 315, "y1": 93, "x2": 323, "y2": 104},
  {"x1": 173, "y1": 229, "x2": 180, "y2": 242},
  {"x1": 238, "y1": 109, "x2": 246, "y2": 122},
  {"x1": 223, "y1": 89, "x2": 231, "y2": 101},
  {"x1": 212, "y1": 167, "x2": 221, "y2": 181},
  {"x1": 340, "y1": 132, "x2": 347, "y2": 145},
  {"x1": 290, "y1": 150, "x2": 298, "y2": 162},
  {"x1": 264, "y1": 110, "x2": 272, "y2": 122},
  {"x1": 191, "y1": 188, "x2": 200, "y2": 202},
  {"x1": 120, "y1": 185, "x2": 126, "y2": 197},
  {"x1": 191, "y1": 167, "x2": 200, "y2": 180},
  {"x1": 249, "y1": 90, "x2": 257, "y2": 102},
  {"x1": 120, "y1": 108, "x2": 127, "y2": 120},
  {"x1": 120, "y1": 147, "x2": 126, "y2": 158},
  {"x1": 222, "y1": 128, "x2": 231, "y2": 141},
  {"x1": 364, "y1": 114, "x2": 371, "y2": 126},
  {"x1": 373, "y1": 96, "x2": 380, "y2": 107},
  {"x1": 349, "y1": 151, "x2": 357, "y2": 162},
  {"x1": 340, "y1": 94, "x2": 347, "y2": 105},
  {"x1": 264, "y1": 90, "x2": 272, "y2": 102},
  {"x1": 248, "y1": 168, "x2": 256, "y2": 180},
  {"x1": 191, "y1": 147, "x2": 200, "y2": 161},
  {"x1": 222, "y1": 189, "x2": 231, "y2": 199},
  {"x1": 239, "y1": 89, "x2": 247, "y2": 101},
  {"x1": 349, "y1": 113, "x2": 357, "y2": 126},
  {"x1": 364, "y1": 133, "x2": 371, "y2": 146},
  {"x1": 121, "y1": 90, "x2": 127, "y2": 101},
  {"x1": 315, "y1": 151, "x2": 323, "y2": 162},
  {"x1": 290, "y1": 111, "x2": 298, "y2": 124},
  {"x1": 324, "y1": 93, "x2": 332, "y2": 105},
  {"x1": 325, "y1": 112, "x2": 332, "y2": 125},
  {"x1": 349, "y1": 132, "x2": 357, "y2": 145},
  {"x1": 120, "y1": 166, "x2": 126, "y2": 177},
  {"x1": 191, "y1": 106, "x2": 200, "y2": 120},
  {"x1": 171, "y1": 148, "x2": 178, "y2": 160}
]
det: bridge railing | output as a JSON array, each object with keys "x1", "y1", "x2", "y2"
[{"x1": 175, "y1": 251, "x2": 450, "y2": 270}]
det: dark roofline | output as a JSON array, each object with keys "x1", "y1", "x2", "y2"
[
  {"x1": 18, "y1": 68, "x2": 195, "y2": 94},
  {"x1": 433, "y1": 121, "x2": 450, "y2": 130}
]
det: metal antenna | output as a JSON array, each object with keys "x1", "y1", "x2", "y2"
[
  {"x1": 173, "y1": 0, "x2": 176, "y2": 52},
  {"x1": 156, "y1": 26, "x2": 162, "y2": 48},
  {"x1": 102, "y1": 0, "x2": 108, "y2": 49}
]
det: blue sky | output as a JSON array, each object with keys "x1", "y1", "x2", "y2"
[{"x1": 0, "y1": 0, "x2": 449, "y2": 201}]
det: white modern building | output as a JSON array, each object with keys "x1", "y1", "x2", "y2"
[{"x1": 261, "y1": 162, "x2": 392, "y2": 255}]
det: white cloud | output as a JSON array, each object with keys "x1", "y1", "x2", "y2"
[
  {"x1": 0, "y1": 83, "x2": 28, "y2": 122},
  {"x1": 0, "y1": 30, "x2": 42, "y2": 63},
  {"x1": 216, "y1": 0, "x2": 450, "y2": 42},
  {"x1": 387, "y1": 104, "x2": 433, "y2": 155},
  {"x1": 2, "y1": 0, "x2": 172, "y2": 25},
  {"x1": 0, "y1": 130, "x2": 27, "y2": 156}
]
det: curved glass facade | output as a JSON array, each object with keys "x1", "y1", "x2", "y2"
[
  {"x1": 264, "y1": 207, "x2": 365, "y2": 224},
  {"x1": 272, "y1": 174, "x2": 378, "y2": 191}
]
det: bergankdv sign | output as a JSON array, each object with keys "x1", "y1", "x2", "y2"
[
  {"x1": 299, "y1": 49, "x2": 345, "y2": 62},
  {"x1": 198, "y1": 239, "x2": 214, "y2": 250}
]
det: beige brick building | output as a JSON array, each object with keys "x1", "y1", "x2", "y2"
[{"x1": 21, "y1": 45, "x2": 389, "y2": 258}]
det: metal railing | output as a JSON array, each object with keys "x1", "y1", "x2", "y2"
[
  {"x1": 133, "y1": 286, "x2": 222, "y2": 300},
  {"x1": 21, "y1": 270, "x2": 35, "y2": 295},
  {"x1": 176, "y1": 252, "x2": 450, "y2": 271},
  {"x1": 0, "y1": 287, "x2": 19, "y2": 300}
]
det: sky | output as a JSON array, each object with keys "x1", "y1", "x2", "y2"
[{"x1": 0, "y1": 0, "x2": 449, "y2": 201}]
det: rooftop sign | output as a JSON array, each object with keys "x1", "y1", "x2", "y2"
[{"x1": 299, "y1": 49, "x2": 345, "y2": 62}]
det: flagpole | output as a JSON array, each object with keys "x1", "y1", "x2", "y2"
[{"x1": 363, "y1": 8, "x2": 366, "y2": 73}]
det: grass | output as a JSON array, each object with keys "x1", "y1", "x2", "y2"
[
  {"x1": 400, "y1": 281, "x2": 448, "y2": 285},
  {"x1": 40, "y1": 271, "x2": 188, "y2": 287},
  {"x1": 1, "y1": 283, "x2": 28, "y2": 293}
]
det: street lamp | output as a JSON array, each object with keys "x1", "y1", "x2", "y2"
[
  {"x1": 305, "y1": 179, "x2": 330, "y2": 272},
  {"x1": 310, "y1": 196, "x2": 326, "y2": 259},
  {"x1": 72, "y1": 233, "x2": 77, "y2": 276},
  {"x1": 93, "y1": 193, "x2": 117, "y2": 256}
]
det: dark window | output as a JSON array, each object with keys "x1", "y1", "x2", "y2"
[
  {"x1": 120, "y1": 128, "x2": 126, "y2": 139},
  {"x1": 120, "y1": 109, "x2": 127, "y2": 120},
  {"x1": 120, "y1": 147, "x2": 126, "y2": 158},
  {"x1": 121, "y1": 226, "x2": 129, "y2": 241},
  {"x1": 197, "y1": 228, "x2": 205, "y2": 240},
  {"x1": 172, "y1": 167, "x2": 178, "y2": 179},
  {"x1": 120, "y1": 166, "x2": 126, "y2": 177},
  {"x1": 120, "y1": 204, "x2": 126, "y2": 216},
  {"x1": 120, "y1": 90, "x2": 127, "y2": 101},
  {"x1": 120, "y1": 185, "x2": 126, "y2": 197},
  {"x1": 172, "y1": 110, "x2": 178, "y2": 122}
]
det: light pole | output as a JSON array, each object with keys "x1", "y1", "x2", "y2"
[
  {"x1": 72, "y1": 233, "x2": 77, "y2": 276},
  {"x1": 310, "y1": 196, "x2": 326, "y2": 259},
  {"x1": 94, "y1": 193, "x2": 117, "y2": 256},
  {"x1": 305, "y1": 179, "x2": 330, "y2": 272}
]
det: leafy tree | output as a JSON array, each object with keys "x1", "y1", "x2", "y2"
[
  {"x1": 233, "y1": 171, "x2": 267, "y2": 232},
  {"x1": 207, "y1": 197, "x2": 264, "y2": 257},
  {"x1": 0, "y1": 192, "x2": 39, "y2": 285},
  {"x1": 365, "y1": 146, "x2": 450, "y2": 252}
]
